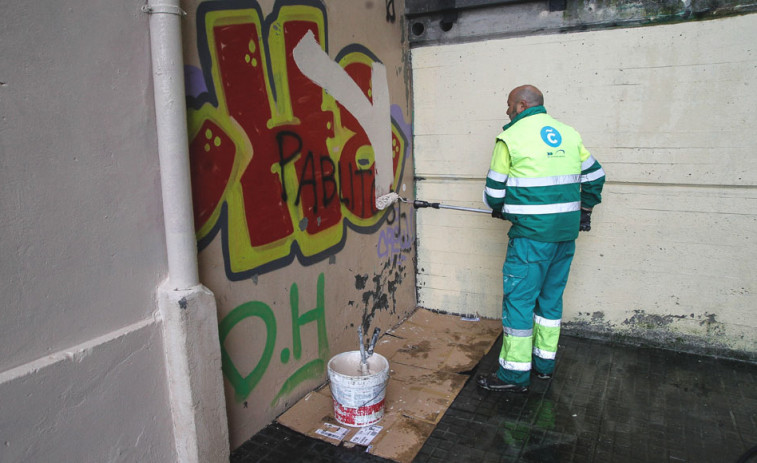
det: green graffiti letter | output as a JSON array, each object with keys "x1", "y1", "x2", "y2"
[
  {"x1": 219, "y1": 301, "x2": 277, "y2": 402},
  {"x1": 273, "y1": 273, "x2": 329, "y2": 405}
]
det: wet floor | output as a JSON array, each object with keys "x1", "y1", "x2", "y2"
[{"x1": 231, "y1": 335, "x2": 757, "y2": 462}]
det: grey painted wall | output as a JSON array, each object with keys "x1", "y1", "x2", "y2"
[
  {"x1": 0, "y1": 1, "x2": 176, "y2": 461},
  {"x1": 0, "y1": 0, "x2": 167, "y2": 372}
]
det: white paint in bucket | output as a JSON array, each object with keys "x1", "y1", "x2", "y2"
[{"x1": 327, "y1": 351, "x2": 389, "y2": 427}]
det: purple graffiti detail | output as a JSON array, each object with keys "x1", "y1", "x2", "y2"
[
  {"x1": 391, "y1": 104, "x2": 412, "y2": 152},
  {"x1": 184, "y1": 65, "x2": 208, "y2": 99},
  {"x1": 377, "y1": 203, "x2": 414, "y2": 264},
  {"x1": 378, "y1": 108, "x2": 413, "y2": 265}
]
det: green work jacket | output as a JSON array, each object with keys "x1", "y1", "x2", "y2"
[{"x1": 484, "y1": 107, "x2": 605, "y2": 242}]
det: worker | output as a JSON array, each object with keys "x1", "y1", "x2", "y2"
[{"x1": 477, "y1": 84, "x2": 605, "y2": 392}]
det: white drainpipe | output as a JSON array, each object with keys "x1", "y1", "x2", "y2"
[
  {"x1": 144, "y1": 0, "x2": 198, "y2": 289},
  {"x1": 143, "y1": 1, "x2": 229, "y2": 461}
]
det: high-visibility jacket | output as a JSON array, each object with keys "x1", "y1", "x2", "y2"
[{"x1": 484, "y1": 107, "x2": 605, "y2": 242}]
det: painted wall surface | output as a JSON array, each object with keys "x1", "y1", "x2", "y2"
[
  {"x1": 180, "y1": 0, "x2": 416, "y2": 446},
  {"x1": 0, "y1": 321, "x2": 173, "y2": 462},
  {"x1": 412, "y1": 15, "x2": 757, "y2": 359},
  {"x1": 0, "y1": 1, "x2": 176, "y2": 461}
]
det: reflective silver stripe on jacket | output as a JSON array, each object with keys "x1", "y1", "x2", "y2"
[
  {"x1": 485, "y1": 186, "x2": 506, "y2": 198},
  {"x1": 482, "y1": 191, "x2": 496, "y2": 210},
  {"x1": 581, "y1": 168, "x2": 606, "y2": 183},
  {"x1": 581, "y1": 156, "x2": 598, "y2": 171},
  {"x1": 504, "y1": 201, "x2": 580, "y2": 215},
  {"x1": 507, "y1": 174, "x2": 580, "y2": 188},
  {"x1": 487, "y1": 169, "x2": 508, "y2": 182}
]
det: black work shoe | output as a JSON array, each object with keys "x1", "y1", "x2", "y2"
[
  {"x1": 476, "y1": 373, "x2": 528, "y2": 393},
  {"x1": 535, "y1": 371, "x2": 552, "y2": 380}
]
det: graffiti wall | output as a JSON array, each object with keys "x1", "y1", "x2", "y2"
[{"x1": 182, "y1": 0, "x2": 414, "y2": 446}]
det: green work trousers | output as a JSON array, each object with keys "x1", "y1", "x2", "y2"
[{"x1": 497, "y1": 237, "x2": 576, "y2": 386}]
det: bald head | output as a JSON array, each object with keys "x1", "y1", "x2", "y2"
[{"x1": 506, "y1": 85, "x2": 544, "y2": 121}]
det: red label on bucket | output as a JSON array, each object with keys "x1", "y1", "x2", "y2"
[{"x1": 333, "y1": 398, "x2": 385, "y2": 427}]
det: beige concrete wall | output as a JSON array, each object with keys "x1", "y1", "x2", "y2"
[
  {"x1": 181, "y1": 0, "x2": 416, "y2": 446},
  {"x1": 412, "y1": 14, "x2": 757, "y2": 359},
  {"x1": 0, "y1": 1, "x2": 176, "y2": 461}
]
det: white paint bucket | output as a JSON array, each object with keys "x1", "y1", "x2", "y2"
[{"x1": 327, "y1": 351, "x2": 389, "y2": 427}]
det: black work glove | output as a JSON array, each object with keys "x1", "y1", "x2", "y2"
[
  {"x1": 579, "y1": 209, "x2": 592, "y2": 232},
  {"x1": 491, "y1": 209, "x2": 504, "y2": 220}
]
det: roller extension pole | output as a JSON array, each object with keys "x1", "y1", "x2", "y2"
[
  {"x1": 412, "y1": 200, "x2": 491, "y2": 214},
  {"x1": 375, "y1": 192, "x2": 492, "y2": 214}
]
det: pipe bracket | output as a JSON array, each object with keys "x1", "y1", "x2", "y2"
[{"x1": 141, "y1": 4, "x2": 187, "y2": 16}]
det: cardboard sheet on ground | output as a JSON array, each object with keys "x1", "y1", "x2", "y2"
[{"x1": 276, "y1": 308, "x2": 501, "y2": 463}]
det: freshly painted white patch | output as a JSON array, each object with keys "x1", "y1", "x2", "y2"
[{"x1": 293, "y1": 31, "x2": 393, "y2": 200}]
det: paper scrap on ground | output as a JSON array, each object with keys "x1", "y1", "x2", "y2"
[
  {"x1": 350, "y1": 425, "x2": 383, "y2": 446},
  {"x1": 315, "y1": 423, "x2": 349, "y2": 441}
]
